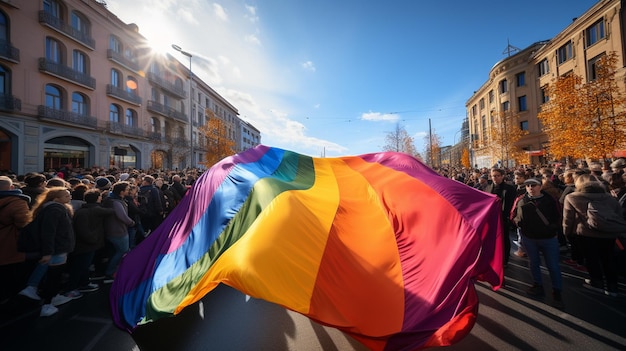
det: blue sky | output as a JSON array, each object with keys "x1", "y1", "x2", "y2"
[{"x1": 109, "y1": 0, "x2": 599, "y2": 157}]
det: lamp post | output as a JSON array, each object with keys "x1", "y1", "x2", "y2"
[
  {"x1": 172, "y1": 44, "x2": 194, "y2": 169},
  {"x1": 453, "y1": 129, "x2": 462, "y2": 166}
]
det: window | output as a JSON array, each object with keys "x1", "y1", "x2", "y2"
[
  {"x1": 502, "y1": 101, "x2": 510, "y2": 111},
  {"x1": 488, "y1": 90, "x2": 494, "y2": 104},
  {"x1": 73, "y1": 50, "x2": 87, "y2": 73},
  {"x1": 46, "y1": 37, "x2": 62, "y2": 63},
  {"x1": 125, "y1": 109, "x2": 137, "y2": 127},
  {"x1": 0, "y1": 65, "x2": 9, "y2": 95},
  {"x1": 588, "y1": 53, "x2": 605, "y2": 81},
  {"x1": 0, "y1": 11, "x2": 7, "y2": 42},
  {"x1": 541, "y1": 86, "x2": 549, "y2": 104},
  {"x1": 45, "y1": 84, "x2": 62, "y2": 109},
  {"x1": 126, "y1": 76, "x2": 138, "y2": 94},
  {"x1": 109, "y1": 104, "x2": 120, "y2": 122},
  {"x1": 516, "y1": 72, "x2": 525, "y2": 87},
  {"x1": 109, "y1": 35, "x2": 122, "y2": 53},
  {"x1": 500, "y1": 79, "x2": 508, "y2": 94},
  {"x1": 111, "y1": 69, "x2": 121, "y2": 88},
  {"x1": 538, "y1": 59, "x2": 549, "y2": 76},
  {"x1": 43, "y1": 0, "x2": 61, "y2": 18},
  {"x1": 586, "y1": 19, "x2": 605, "y2": 47},
  {"x1": 471, "y1": 104, "x2": 477, "y2": 117},
  {"x1": 557, "y1": 41, "x2": 573, "y2": 64},
  {"x1": 518, "y1": 96, "x2": 527, "y2": 112},
  {"x1": 71, "y1": 92, "x2": 87, "y2": 115},
  {"x1": 151, "y1": 117, "x2": 160, "y2": 133},
  {"x1": 479, "y1": 98, "x2": 485, "y2": 110},
  {"x1": 71, "y1": 11, "x2": 89, "y2": 35},
  {"x1": 520, "y1": 121, "x2": 529, "y2": 131}
]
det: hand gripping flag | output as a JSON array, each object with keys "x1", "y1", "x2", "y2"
[{"x1": 110, "y1": 145, "x2": 503, "y2": 350}]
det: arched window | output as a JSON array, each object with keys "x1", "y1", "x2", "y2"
[
  {"x1": 45, "y1": 84, "x2": 62, "y2": 109},
  {"x1": 71, "y1": 11, "x2": 90, "y2": 36},
  {"x1": 0, "y1": 11, "x2": 8, "y2": 42},
  {"x1": 0, "y1": 65, "x2": 9, "y2": 95},
  {"x1": 125, "y1": 108, "x2": 137, "y2": 127},
  {"x1": 111, "y1": 69, "x2": 121, "y2": 88},
  {"x1": 126, "y1": 76, "x2": 138, "y2": 94},
  {"x1": 43, "y1": 0, "x2": 61, "y2": 19},
  {"x1": 109, "y1": 104, "x2": 120, "y2": 122},
  {"x1": 73, "y1": 50, "x2": 88, "y2": 74},
  {"x1": 71, "y1": 92, "x2": 88, "y2": 115},
  {"x1": 109, "y1": 35, "x2": 121, "y2": 53},
  {"x1": 46, "y1": 37, "x2": 62, "y2": 63}
]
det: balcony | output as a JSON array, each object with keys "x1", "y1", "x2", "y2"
[
  {"x1": 146, "y1": 72, "x2": 186, "y2": 99},
  {"x1": 39, "y1": 58, "x2": 96, "y2": 90},
  {"x1": 37, "y1": 105, "x2": 97, "y2": 128},
  {"x1": 147, "y1": 132, "x2": 163, "y2": 143},
  {"x1": 147, "y1": 100, "x2": 188, "y2": 122},
  {"x1": 106, "y1": 121, "x2": 145, "y2": 138},
  {"x1": 107, "y1": 84, "x2": 142, "y2": 106},
  {"x1": 0, "y1": 40, "x2": 19, "y2": 63},
  {"x1": 39, "y1": 11, "x2": 95, "y2": 50},
  {"x1": 166, "y1": 136, "x2": 190, "y2": 148},
  {"x1": 106, "y1": 49, "x2": 139, "y2": 72},
  {"x1": 0, "y1": 94, "x2": 21, "y2": 111}
]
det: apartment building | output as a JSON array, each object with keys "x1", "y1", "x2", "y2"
[
  {"x1": 0, "y1": 0, "x2": 260, "y2": 175},
  {"x1": 466, "y1": 0, "x2": 624, "y2": 168}
]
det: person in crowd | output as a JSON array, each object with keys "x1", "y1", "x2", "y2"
[
  {"x1": 124, "y1": 184, "x2": 146, "y2": 248},
  {"x1": 611, "y1": 158, "x2": 626, "y2": 177},
  {"x1": 46, "y1": 177, "x2": 69, "y2": 188},
  {"x1": 512, "y1": 178, "x2": 564, "y2": 308},
  {"x1": 138, "y1": 175, "x2": 164, "y2": 233},
  {"x1": 474, "y1": 173, "x2": 491, "y2": 191},
  {"x1": 512, "y1": 170, "x2": 528, "y2": 258},
  {"x1": 102, "y1": 181, "x2": 135, "y2": 283},
  {"x1": 20, "y1": 187, "x2": 76, "y2": 317},
  {"x1": 64, "y1": 189, "x2": 115, "y2": 299},
  {"x1": 0, "y1": 176, "x2": 32, "y2": 304},
  {"x1": 70, "y1": 184, "x2": 88, "y2": 212},
  {"x1": 560, "y1": 169, "x2": 587, "y2": 272},
  {"x1": 21, "y1": 173, "x2": 46, "y2": 208},
  {"x1": 170, "y1": 174, "x2": 188, "y2": 202},
  {"x1": 562, "y1": 173, "x2": 622, "y2": 297},
  {"x1": 485, "y1": 168, "x2": 517, "y2": 267}
]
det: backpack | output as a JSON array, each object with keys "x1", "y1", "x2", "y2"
[
  {"x1": 585, "y1": 200, "x2": 626, "y2": 235},
  {"x1": 137, "y1": 187, "x2": 152, "y2": 212}
]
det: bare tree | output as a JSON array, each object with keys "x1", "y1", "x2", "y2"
[{"x1": 383, "y1": 123, "x2": 419, "y2": 157}]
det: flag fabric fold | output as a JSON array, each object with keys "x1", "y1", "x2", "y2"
[{"x1": 110, "y1": 145, "x2": 503, "y2": 350}]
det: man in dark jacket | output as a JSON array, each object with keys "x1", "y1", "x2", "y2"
[
  {"x1": 170, "y1": 175, "x2": 188, "y2": 203},
  {"x1": 485, "y1": 168, "x2": 517, "y2": 267},
  {"x1": 0, "y1": 176, "x2": 32, "y2": 303},
  {"x1": 512, "y1": 178, "x2": 563, "y2": 308},
  {"x1": 138, "y1": 175, "x2": 163, "y2": 233},
  {"x1": 65, "y1": 189, "x2": 114, "y2": 298}
]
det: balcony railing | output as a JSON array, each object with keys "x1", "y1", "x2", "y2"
[
  {"x1": 39, "y1": 58, "x2": 96, "y2": 89},
  {"x1": 147, "y1": 132, "x2": 163, "y2": 142},
  {"x1": 39, "y1": 11, "x2": 95, "y2": 49},
  {"x1": 106, "y1": 121, "x2": 145, "y2": 137},
  {"x1": 37, "y1": 105, "x2": 97, "y2": 128},
  {"x1": 106, "y1": 84, "x2": 142, "y2": 105},
  {"x1": 0, "y1": 94, "x2": 21, "y2": 111},
  {"x1": 106, "y1": 49, "x2": 139, "y2": 72},
  {"x1": 147, "y1": 100, "x2": 188, "y2": 122},
  {"x1": 0, "y1": 40, "x2": 19, "y2": 63},
  {"x1": 146, "y1": 72, "x2": 186, "y2": 99}
]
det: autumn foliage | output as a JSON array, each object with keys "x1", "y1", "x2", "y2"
[
  {"x1": 538, "y1": 52, "x2": 626, "y2": 160},
  {"x1": 199, "y1": 110, "x2": 236, "y2": 167}
]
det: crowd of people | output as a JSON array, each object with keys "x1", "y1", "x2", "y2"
[
  {"x1": 0, "y1": 167, "x2": 198, "y2": 317},
  {"x1": 1, "y1": 158, "x2": 625, "y2": 317},
  {"x1": 439, "y1": 158, "x2": 626, "y2": 308}
]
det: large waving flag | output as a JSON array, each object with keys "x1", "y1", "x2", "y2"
[{"x1": 110, "y1": 145, "x2": 503, "y2": 350}]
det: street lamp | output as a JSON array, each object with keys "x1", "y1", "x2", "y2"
[{"x1": 172, "y1": 44, "x2": 194, "y2": 169}]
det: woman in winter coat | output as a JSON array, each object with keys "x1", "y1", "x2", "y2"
[{"x1": 562, "y1": 173, "x2": 622, "y2": 297}]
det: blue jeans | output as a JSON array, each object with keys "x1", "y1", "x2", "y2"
[
  {"x1": 105, "y1": 236, "x2": 129, "y2": 276},
  {"x1": 523, "y1": 235, "x2": 562, "y2": 291}
]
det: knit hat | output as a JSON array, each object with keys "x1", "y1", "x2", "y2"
[
  {"x1": 119, "y1": 173, "x2": 130, "y2": 181},
  {"x1": 610, "y1": 158, "x2": 626, "y2": 169},
  {"x1": 524, "y1": 178, "x2": 541, "y2": 186},
  {"x1": 95, "y1": 177, "x2": 111, "y2": 190}
]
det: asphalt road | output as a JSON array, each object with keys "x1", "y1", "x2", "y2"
[{"x1": 1, "y1": 247, "x2": 625, "y2": 351}]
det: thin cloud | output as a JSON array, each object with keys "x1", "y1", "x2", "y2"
[
  {"x1": 244, "y1": 4, "x2": 259, "y2": 23},
  {"x1": 245, "y1": 34, "x2": 261, "y2": 45},
  {"x1": 301, "y1": 61, "x2": 316, "y2": 72},
  {"x1": 213, "y1": 3, "x2": 229, "y2": 21},
  {"x1": 361, "y1": 111, "x2": 399, "y2": 122}
]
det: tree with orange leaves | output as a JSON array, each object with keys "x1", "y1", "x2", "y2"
[
  {"x1": 487, "y1": 110, "x2": 528, "y2": 167},
  {"x1": 199, "y1": 110, "x2": 236, "y2": 167},
  {"x1": 461, "y1": 148, "x2": 471, "y2": 168}
]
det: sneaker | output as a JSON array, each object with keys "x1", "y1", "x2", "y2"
[
  {"x1": 527, "y1": 284, "x2": 545, "y2": 297},
  {"x1": 63, "y1": 290, "x2": 83, "y2": 300},
  {"x1": 582, "y1": 280, "x2": 605, "y2": 294},
  {"x1": 78, "y1": 283, "x2": 99, "y2": 293},
  {"x1": 562, "y1": 259, "x2": 578, "y2": 266},
  {"x1": 40, "y1": 304, "x2": 58, "y2": 317},
  {"x1": 51, "y1": 294, "x2": 72, "y2": 306},
  {"x1": 18, "y1": 286, "x2": 41, "y2": 301},
  {"x1": 90, "y1": 274, "x2": 105, "y2": 281},
  {"x1": 103, "y1": 275, "x2": 115, "y2": 284}
]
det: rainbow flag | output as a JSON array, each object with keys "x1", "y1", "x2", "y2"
[{"x1": 110, "y1": 145, "x2": 503, "y2": 350}]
